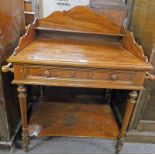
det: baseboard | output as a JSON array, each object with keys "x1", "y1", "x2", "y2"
[
  {"x1": 0, "y1": 101, "x2": 34, "y2": 150},
  {"x1": 0, "y1": 121, "x2": 21, "y2": 149},
  {"x1": 126, "y1": 130, "x2": 155, "y2": 143}
]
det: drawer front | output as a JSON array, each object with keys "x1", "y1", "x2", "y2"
[
  {"x1": 23, "y1": 66, "x2": 135, "y2": 83},
  {"x1": 13, "y1": 65, "x2": 146, "y2": 89}
]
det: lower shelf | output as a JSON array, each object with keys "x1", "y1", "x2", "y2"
[{"x1": 28, "y1": 95, "x2": 119, "y2": 139}]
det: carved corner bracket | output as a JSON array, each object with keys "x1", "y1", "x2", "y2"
[
  {"x1": 13, "y1": 19, "x2": 37, "y2": 56},
  {"x1": 123, "y1": 30, "x2": 147, "y2": 62}
]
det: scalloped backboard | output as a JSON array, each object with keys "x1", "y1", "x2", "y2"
[{"x1": 37, "y1": 6, "x2": 123, "y2": 35}]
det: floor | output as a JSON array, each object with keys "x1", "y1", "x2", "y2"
[{"x1": 1, "y1": 137, "x2": 155, "y2": 154}]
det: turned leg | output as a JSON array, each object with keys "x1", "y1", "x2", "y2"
[
  {"x1": 116, "y1": 91, "x2": 138, "y2": 154},
  {"x1": 17, "y1": 85, "x2": 29, "y2": 152}
]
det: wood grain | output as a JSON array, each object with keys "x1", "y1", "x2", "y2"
[
  {"x1": 127, "y1": 0, "x2": 155, "y2": 142},
  {"x1": 130, "y1": 0, "x2": 155, "y2": 57},
  {"x1": 24, "y1": 1, "x2": 32, "y2": 12},
  {"x1": 37, "y1": 6, "x2": 121, "y2": 35},
  {"x1": 8, "y1": 38, "x2": 152, "y2": 71},
  {"x1": 116, "y1": 91, "x2": 138, "y2": 153},
  {"x1": 0, "y1": 0, "x2": 24, "y2": 144},
  {"x1": 17, "y1": 85, "x2": 29, "y2": 152},
  {"x1": 14, "y1": 19, "x2": 36, "y2": 55},
  {"x1": 2, "y1": 5, "x2": 153, "y2": 153},
  {"x1": 122, "y1": 30, "x2": 147, "y2": 62},
  {"x1": 12, "y1": 65, "x2": 146, "y2": 90},
  {"x1": 29, "y1": 96, "x2": 119, "y2": 139}
]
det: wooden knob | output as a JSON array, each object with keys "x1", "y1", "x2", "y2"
[
  {"x1": 44, "y1": 70, "x2": 51, "y2": 78},
  {"x1": 146, "y1": 72, "x2": 155, "y2": 81},
  {"x1": 2, "y1": 65, "x2": 10, "y2": 73},
  {"x1": 111, "y1": 73, "x2": 117, "y2": 81},
  {"x1": 1, "y1": 63, "x2": 13, "y2": 73}
]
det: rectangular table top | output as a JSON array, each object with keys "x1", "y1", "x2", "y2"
[{"x1": 9, "y1": 38, "x2": 152, "y2": 71}]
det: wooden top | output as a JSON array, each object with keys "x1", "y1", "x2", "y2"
[
  {"x1": 8, "y1": 6, "x2": 153, "y2": 72},
  {"x1": 9, "y1": 38, "x2": 152, "y2": 71}
]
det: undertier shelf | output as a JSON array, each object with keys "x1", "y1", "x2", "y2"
[{"x1": 28, "y1": 95, "x2": 119, "y2": 139}]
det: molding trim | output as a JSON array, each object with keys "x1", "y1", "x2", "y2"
[
  {"x1": 126, "y1": 130, "x2": 155, "y2": 143},
  {"x1": 0, "y1": 121, "x2": 21, "y2": 149}
]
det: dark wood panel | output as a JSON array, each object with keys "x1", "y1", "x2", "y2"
[
  {"x1": 142, "y1": 96, "x2": 155, "y2": 121},
  {"x1": 25, "y1": 13, "x2": 35, "y2": 26},
  {"x1": 24, "y1": 1, "x2": 32, "y2": 12},
  {"x1": 0, "y1": 75, "x2": 10, "y2": 140},
  {"x1": 0, "y1": 0, "x2": 25, "y2": 60},
  {"x1": 127, "y1": 12, "x2": 155, "y2": 142},
  {"x1": 128, "y1": 48, "x2": 155, "y2": 131},
  {"x1": 0, "y1": 0, "x2": 25, "y2": 144},
  {"x1": 130, "y1": 0, "x2": 155, "y2": 57}
]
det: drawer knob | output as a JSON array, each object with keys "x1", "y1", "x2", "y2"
[
  {"x1": 44, "y1": 70, "x2": 51, "y2": 78},
  {"x1": 111, "y1": 73, "x2": 117, "y2": 81}
]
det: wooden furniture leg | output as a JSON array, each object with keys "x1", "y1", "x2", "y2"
[
  {"x1": 116, "y1": 91, "x2": 138, "y2": 154},
  {"x1": 17, "y1": 85, "x2": 29, "y2": 152}
]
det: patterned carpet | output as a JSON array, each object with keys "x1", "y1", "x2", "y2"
[{"x1": 1, "y1": 137, "x2": 155, "y2": 154}]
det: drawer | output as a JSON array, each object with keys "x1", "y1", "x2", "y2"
[
  {"x1": 22, "y1": 66, "x2": 135, "y2": 83},
  {"x1": 13, "y1": 65, "x2": 147, "y2": 89}
]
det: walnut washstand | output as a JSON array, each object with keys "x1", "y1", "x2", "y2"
[{"x1": 2, "y1": 6, "x2": 153, "y2": 153}]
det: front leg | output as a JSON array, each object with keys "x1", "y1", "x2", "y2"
[
  {"x1": 17, "y1": 85, "x2": 29, "y2": 152},
  {"x1": 116, "y1": 91, "x2": 138, "y2": 154}
]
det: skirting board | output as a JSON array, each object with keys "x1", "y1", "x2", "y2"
[
  {"x1": 126, "y1": 130, "x2": 155, "y2": 143},
  {"x1": 0, "y1": 121, "x2": 21, "y2": 150},
  {"x1": 0, "y1": 102, "x2": 33, "y2": 150}
]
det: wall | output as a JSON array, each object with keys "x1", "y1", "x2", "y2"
[{"x1": 37, "y1": 0, "x2": 89, "y2": 18}]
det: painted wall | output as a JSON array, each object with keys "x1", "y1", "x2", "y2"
[{"x1": 39, "y1": 0, "x2": 89, "y2": 18}]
